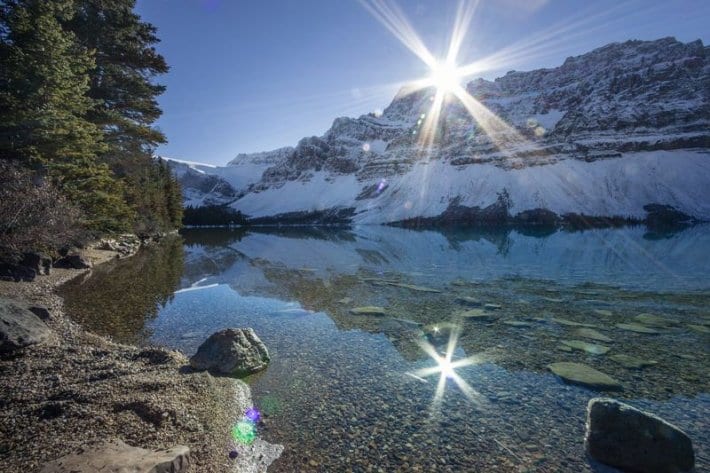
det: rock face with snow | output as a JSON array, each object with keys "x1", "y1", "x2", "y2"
[{"x1": 170, "y1": 38, "x2": 710, "y2": 225}]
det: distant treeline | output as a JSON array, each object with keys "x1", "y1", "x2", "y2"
[
  {"x1": 0, "y1": 0, "x2": 181, "y2": 256},
  {"x1": 182, "y1": 205, "x2": 248, "y2": 227}
]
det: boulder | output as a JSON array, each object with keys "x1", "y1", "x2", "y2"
[
  {"x1": 190, "y1": 328, "x2": 270, "y2": 376},
  {"x1": 40, "y1": 439, "x2": 190, "y2": 473},
  {"x1": 20, "y1": 252, "x2": 52, "y2": 276},
  {"x1": 0, "y1": 261, "x2": 36, "y2": 281},
  {"x1": 27, "y1": 304, "x2": 51, "y2": 321},
  {"x1": 55, "y1": 253, "x2": 92, "y2": 269},
  {"x1": 585, "y1": 397, "x2": 695, "y2": 473},
  {"x1": 0, "y1": 298, "x2": 52, "y2": 353}
]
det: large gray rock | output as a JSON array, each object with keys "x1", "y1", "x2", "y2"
[
  {"x1": 190, "y1": 328, "x2": 270, "y2": 376},
  {"x1": 40, "y1": 439, "x2": 189, "y2": 473},
  {"x1": 585, "y1": 398, "x2": 695, "y2": 473},
  {"x1": 55, "y1": 253, "x2": 92, "y2": 269},
  {"x1": 0, "y1": 298, "x2": 52, "y2": 353}
]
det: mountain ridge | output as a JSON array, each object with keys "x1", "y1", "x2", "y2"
[{"x1": 165, "y1": 37, "x2": 710, "y2": 227}]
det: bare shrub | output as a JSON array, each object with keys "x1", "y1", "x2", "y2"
[{"x1": 0, "y1": 160, "x2": 85, "y2": 257}]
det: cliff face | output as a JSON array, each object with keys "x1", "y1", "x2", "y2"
[{"x1": 168, "y1": 38, "x2": 710, "y2": 226}]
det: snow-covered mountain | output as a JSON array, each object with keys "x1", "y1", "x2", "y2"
[{"x1": 166, "y1": 37, "x2": 710, "y2": 226}]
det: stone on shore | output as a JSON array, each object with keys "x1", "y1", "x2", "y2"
[
  {"x1": 55, "y1": 253, "x2": 93, "y2": 269},
  {"x1": 40, "y1": 439, "x2": 190, "y2": 473},
  {"x1": 585, "y1": 398, "x2": 695, "y2": 473},
  {"x1": 349, "y1": 306, "x2": 388, "y2": 316},
  {"x1": 548, "y1": 362, "x2": 622, "y2": 391},
  {"x1": 0, "y1": 298, "x2": 52, "y2": 353},
  {"x1": 190, "y1": 328, "x2": 270, "y2": 376}
]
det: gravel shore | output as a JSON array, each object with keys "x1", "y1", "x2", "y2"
[{"x1": 0, "y1": 246, "x2": 278, "y2": 472}]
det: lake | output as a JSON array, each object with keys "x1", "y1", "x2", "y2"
[{"x1": 60, "y1": 225, "x2": 710, "y2": 472}]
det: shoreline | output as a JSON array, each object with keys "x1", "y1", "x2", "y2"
[{"x1": 0, "y1": 242, "x2": 282, "y2": 472}]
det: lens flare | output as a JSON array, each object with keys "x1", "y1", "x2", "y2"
[
  {"x1": 409, "y1": 325, "x2": 483, "y2": 406},
  {"x1": 232, "y1": 420, "x2": 257, "y2": 445},
  {"x1": 244, "y1": 406, "x2": 261, "y2": 423}
]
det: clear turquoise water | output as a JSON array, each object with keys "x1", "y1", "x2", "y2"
[{"x1": 61, "y1": 225, "x2": 710, "y2": 472}]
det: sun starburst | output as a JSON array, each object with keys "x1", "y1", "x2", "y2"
[
  {"x1": 408, "y1": 325, "x2": 483, "y2": 407},
  {"x1": 360, "y1": 0, "x2": 528, "y2": 152}
]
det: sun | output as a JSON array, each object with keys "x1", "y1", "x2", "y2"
[{"x1": 429, "y1": 61, "x2": 462, "y2": 95}]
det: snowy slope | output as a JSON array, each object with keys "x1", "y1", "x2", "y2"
[{"x1": 168, "y1": 37, "x2": 710, "y2": 224}]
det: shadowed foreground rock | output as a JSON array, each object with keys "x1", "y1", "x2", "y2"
[
  {"x1": 585, "y1": 398, "x2": 695, "y2": 473},
  {"x1": 40, "y1": 439, "x2": 190, "y2": 473},
  {"x1": 0, "y1": 298, "x2": 52, "y2": 353},
  {"x1": 190, "y1": 328, "x2": 270, "y2": 376}
]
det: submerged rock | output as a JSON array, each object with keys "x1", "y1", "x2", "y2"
[
  {"x1": 502, "y1": 320, "x2": 534, "y2": 328},
  {"x1": 40, "y1": 439, "x2": 190, "y2": 473},
  {"x1": 190, "y1": 328, "x2": 270, "y2": 376},
  {"x1": 548, "y1": 362, "x2": 622, "y2": 391},
  {"x1": 609, "y1": 354, "x2": 658, "y2": 370},
  {"x1": 560, "y1": 339, "x2": 610, "y2": 355},
  {"x1": 386, "y1": 282, "x2": 441, "y2": 293},
  {"x1": 687, "y1": 324, "x2": 710, "y2": 334},
  {"x1": 585, "y1": 397, "x2": 695, "y2": 473},
  {"x1": 349, "y1": 306, "x2": 388, "y2": 316},
  {"x1": 552, "y1": 318, "x2": 598, "y2": 328},
  {"x1": 616, "y1": 322, "x2": 662, "y2": 334},
  {"x1": 573, "y1": 328, "x2": 612, "y2": 343},
  {"x1": 0, "y1": 298, "x2": 52, "y2": 353},
  {"x1": 424, "y1": 322, "x2": 460, "y2": 345},
  {"x1": 379, "y1": 318, "x2": 423, "y2": 338},
  {"x1": 455, "y1": 296, "x2": 482, "y2": 307},
  {"x1": 593, "y1": 309, "x2": 613, "y2": 317},
  {"x1": 634, "y1": 313, "x2": 678, "y2": 328},
  {"x1": 460, "y1": 308, "x2": 496, "y2": 322}
]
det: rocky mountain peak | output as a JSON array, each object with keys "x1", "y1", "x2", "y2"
[{"x1": 171, "y1": 37, "x2": 710, "y2": 226}]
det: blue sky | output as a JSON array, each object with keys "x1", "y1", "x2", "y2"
[{"x1": 136, "y1": 0, "x2": 710, "y2": 165}]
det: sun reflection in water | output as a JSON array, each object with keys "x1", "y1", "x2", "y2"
[{"x1": 409, "y1": 325, "x2": 483, "y2": 407}]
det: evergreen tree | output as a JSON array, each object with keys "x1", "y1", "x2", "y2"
[
  {"x1": 0, "y1": 0, "x2": 132, "y2": 232},
  {"x1": 68, "y1": 0, "x2": 168, "y2": 158},
  {"x1": 67, "y1": 0, "x2": 180, "y2": 232}
]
